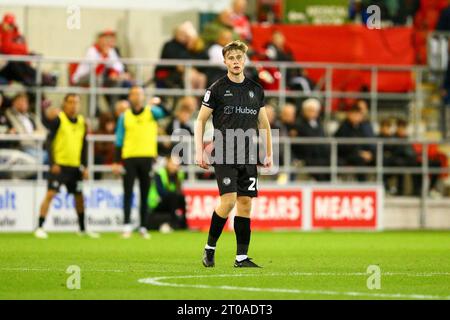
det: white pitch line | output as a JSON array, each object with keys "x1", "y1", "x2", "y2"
[
  {"x1": 1, "y1": 267, "x2": 449, "y2": 299},
  {"x1": 1, "y1": 268, "x2": 450, "y2": 277},
  {"x1": 138, "y1": 273, "x2": 450, "y2": 300},
  {"x1": 0, "y1": 267, "x2": 185, "y2": 274}
]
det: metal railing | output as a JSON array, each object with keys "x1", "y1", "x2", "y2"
[
  {"x1": 0, "y1": 54, "x2": 427, "y2": 137},
  {"x1": 1, "y1": 134, "x2": 449, "y2": 226}
]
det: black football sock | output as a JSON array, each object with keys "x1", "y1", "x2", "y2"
[
  {"x1": 234, "y1": 216, "x2": 251, "y2": 259},
  {"x1": 38, "y1": 216, "x2": 45, "y2": 228},
  {"x1": 206, "y1": 211, "x2": 227, "y2": 249},
  {"x1": 77, "y1": 212, "x2": 86, "y2": 232}
]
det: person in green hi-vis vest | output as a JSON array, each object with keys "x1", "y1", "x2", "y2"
[{"x1": 148, "y1": 156, "x2": 187, "y2": 231}]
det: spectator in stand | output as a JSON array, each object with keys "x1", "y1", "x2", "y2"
[
  {"x1": 279, "y1": 103, "x2": 302, "y2": 180},
  {"x1": 155, "y1": 23, "x2": 206, "y2": 89},
  {"x1": 230, "y1": 0, "x2": 252, "y2": 43},
  {"x1": 442, "y1": 40, "x2": 450, "y2": 104},
  {"x1": 181, "y1": 21, "x2": 207, "y2": 89},
  {"x1": 436, "y1": 4, "x2": 450, "y2": 31},
  {"x1": 264, "y1": 30, "x2": 294, "y2": 62},
  {"x1": 103, "y1": 30, "x2": 123, "y2": 60},
  {"x1": 201, "y1": 9, "x2": 240, "y2": 47},
  {"x1": 187, "y1": 28, "x2": 209, "y2": 79},
  {"x1": 0, "y1": 61, "x2": 7, "y2": 85},
  {"x1": 390, "y1": 119, "x2": 419, "y2": 195},
  {"x1": 279, "y1": 103, "x2": 299, "y2": 138},
  {"x1": 262, "y1": 103, "x2": 281, "y2": 173},
  {"x1": 0, "y1": 92, "x2": 11, "y2": 178},
  {"x1": 378, "y1": 118, "x2": 397, "y2": 194},
  {"x1": 186, "y1": 27, "x2": 211, "y2": 89},
  {"x1": 72, "y1": 31, "x2": 132, "y2": 109},
  {"x1": 335, "y1": 105, "x2": 375, "y2": 182},
  {"x1": 94, "y1": 111, "x2": 116, "y2": 180},
  {"x1": 4, "y1": 92, "x2": 46, "y2": 159},
  {"x1": 393, "y1": 119, "x2": 442, "y2": 197},
  {"x1": 263, "y1": 30, "x2": 313, "y2": 94},
  {"x1": 297, "y1": 98, "x2": 330, "y2": 181},
  {"x1": 207, "y1": 29, "x2": 234, "y2": 85},
  {"x1": 0, "y1": 13, "x2": 56, "y2": 86},
  {"x1": 264, "y1": 104, "x2": 281, "y2": 131},
  {"x1": 0, "y1": 92, "x2": 10, "y2": 137},
  {"x1": 104, "y1": 29, "x2": 129, "y2": 73},
  {"x1": 160, "y1": 97, "x2": 196, "y2": 157},
  {"x1": 155, "y1": 24, "x2": 190, "y2": 88},
  {"x1": 356, "y1": 99, "x2": 375, "y2": 137},
  {"x1": 279, "y1": 102, "x2": 302, "y2": 158},
  {"x1": 165, "y1": 96, "x2": 196, "y2": 137}
]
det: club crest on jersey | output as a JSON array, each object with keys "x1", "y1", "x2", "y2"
[
  {"x1": 249, "y1": 90, "x2": 254, "y2": 98},
  {"x1": 223, "y1": 177, "x2": 231, "y2": 186},
  {"x1": 224, "y1": 106, "x2": 234, "y2": 114}
]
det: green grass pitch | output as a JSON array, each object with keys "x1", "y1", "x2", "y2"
[{"x1": 0, "y1": 231, "x2": 449, "y2": 300}]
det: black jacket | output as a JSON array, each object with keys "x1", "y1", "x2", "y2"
[
  {"x1": 155, "y1": 38, "x2": 191, "y2": 87},
  {"x1": 436, "y1": 6, "x2": 450, "y2": 31},
  {"x1": 334, "y1": 120, "x2": 376, "y2": 160},
  {"x1": 392, "y1": 136, "x2": 417, "y2": 161},
  {"x1": 297, "y1": 118, "x2": 330, "y2": 164}
]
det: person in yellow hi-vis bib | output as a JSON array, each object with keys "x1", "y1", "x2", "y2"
[
  {"x1": 112, "y1": 86, "x2": 168, "y2": 239},
  {"x1": 34, "y1": 93, "x2": 99, "y2": 239}
]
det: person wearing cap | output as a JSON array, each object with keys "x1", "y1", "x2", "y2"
[{"x1": 72, "y1": 30, "x2": 132, "y2": 110}]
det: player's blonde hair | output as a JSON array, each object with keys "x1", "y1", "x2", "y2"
[{"x1": 222, "y1": 40, "x2": 248, "y2": 58}]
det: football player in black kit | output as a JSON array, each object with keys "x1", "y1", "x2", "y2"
[{"x1": 195, "y1": 40, "x2": 273, "y2": 268}]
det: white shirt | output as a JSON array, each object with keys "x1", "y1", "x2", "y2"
[
  {"x1": 18, "y1": 114, "x2": 34, "y2": 134},
  {"x1": 72, "y1": 46, "x2": 125, "y2": 83},
  {"x1": 309, "y1": 120, "x2": 318, "y2": 129},
  {"x1": 208, "y1": 44, "x2": 226, "y2": 68}
]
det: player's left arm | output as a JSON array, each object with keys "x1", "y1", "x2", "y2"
[
  {"x1": 149, "y1": 97, "x2": 169, "y2": 120},
  {"x1": 112, "y1": 114, "x2": 125, "y2": 175},
  {"x1": 258, "y1": 106, "x2": 273, "y2": 167}
]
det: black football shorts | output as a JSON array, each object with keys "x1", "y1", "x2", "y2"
[
  {"x1": 47, "y1": 166, "x2": 83, "y2": 194},
  {"x1": 213, "y1": 164, "x2": 258, "y2": 197}
]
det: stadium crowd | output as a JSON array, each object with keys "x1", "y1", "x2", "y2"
[{"x1": 0, "y1": 0, "x2": 449, "y2": 198}]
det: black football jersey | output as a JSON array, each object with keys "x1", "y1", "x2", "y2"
[{"x1": 202, "y1": 76, "x2": 265, "y2": 165}]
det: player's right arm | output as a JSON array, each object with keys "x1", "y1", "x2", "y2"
[{"x1": 194, "y1": 106, "x2": 213, "y2": 170}]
